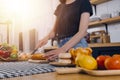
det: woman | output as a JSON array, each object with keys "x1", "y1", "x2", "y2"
[{"x1": 35, "y1": 0, "x2": 93, "y2": 60}]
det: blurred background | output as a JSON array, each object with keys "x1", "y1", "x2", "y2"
[{"x1": 0, "y1": 0, "x2": 120, "y2": 53}]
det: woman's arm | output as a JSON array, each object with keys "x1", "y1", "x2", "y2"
[
  {"x1": 35, "y1": 18, "x2": 57, "y2": 49},
  {"x1": 45, "y1": 12, "x2": 91, "y2": 60},
  {"x1": 61, "y1": 12, "x2": 90, "y2": 52}
]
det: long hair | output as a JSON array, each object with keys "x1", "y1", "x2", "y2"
[{"x1": 59, "y1": 0, "x2": 66, "y2": 4}]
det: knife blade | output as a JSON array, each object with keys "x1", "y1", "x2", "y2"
[{"x1": 31, "y1": 48, "x2": 38, "y2": 54}]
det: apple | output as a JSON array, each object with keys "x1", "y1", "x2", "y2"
[
  {"x1": 0, "y1": 51, "x2": 10, "y2": 58},
  {"x1": 10, "y1": 53, "x2": 18, "y2": 59},
  {"x1": 0, "y1": 50, "x2": 9, "y2": 58},
  {"x1": 96, "y1": 55, "x2": 110, "y2": 70},
  {"x1": 0, "y1": 50, "x2": 4, "y2": 56}
]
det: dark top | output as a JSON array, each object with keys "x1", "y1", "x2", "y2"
[{"x1": 54, "y1": 0, "x2": 93, "y2": 39}]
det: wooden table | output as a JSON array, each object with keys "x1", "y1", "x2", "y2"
[
  {"x1": 1, "y1": 72, "x2": 120, "y2": 80},
  {"x1": 0, "y1": 43, "x2": 120, "y2": 80}
]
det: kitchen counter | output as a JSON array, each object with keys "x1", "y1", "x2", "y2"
[
  {"x1": 1, "y1": 72, "x2": 120, "y2": 80},
  {"x1": 88, "y1": 42, "x2": 120, "y2": 47},
  {"x1": 88, "y1": 42, "x2": 120, "y2": 58},
  {"x1": 0, "y1": 61, "x2": 120, "y2": 80},
  {"x1": 0, "y1": 43, "x2": 120, "y2": 80}
]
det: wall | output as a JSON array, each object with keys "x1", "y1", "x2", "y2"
[
  {"x1": 0, "y1": 0, "x2": 57, "y2": 52},
  {"x1": 21, "y1": 0, "x2": 58, "y2": 52},
  {"x1": 88, "y1": 0, "x2": 120, "y2": 42}
]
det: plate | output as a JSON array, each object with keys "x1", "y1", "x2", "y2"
[
  {"x1": 83, "y1": 69, "x2": 120, "y2": 76},
  {"x1": 55, "y1": 67, "x2": 120, "y2": 76},
  {"x1": 49, "y1": 62, "x2": 75, "y2": 67},
  {"x1": 28, "y1": 59, "x2": 49, "y2": 63}
]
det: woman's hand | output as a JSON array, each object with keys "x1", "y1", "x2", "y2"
[
  {"x1": 35, "y1": 31, "x2": 55, "y2": 49},
  {"x1": 35, "y1": 36, "x2": 49, "y2": 49},
  {"x1": 45, "y1": 47, "x2": 66, "y2": 61}
]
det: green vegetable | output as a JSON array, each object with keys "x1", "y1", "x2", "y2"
[{"x1": 10, "y1": 53, "x2": 18, "y2": 59}]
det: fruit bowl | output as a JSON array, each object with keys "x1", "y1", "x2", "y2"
[
  {"x1": 0, "y1": 43, "x2": 18, "y2": 61},
  {"x1": 0, "y1": 56, "x2": 18, "y2": 61}
]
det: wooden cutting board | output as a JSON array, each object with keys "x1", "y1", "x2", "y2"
[
  {"x1": 49, "y1": 62, "x2": 76, "y2": 67},
  {"x1": 83, "y1": 69, "x2": 120, "y2": 76},
  {"x1": 55, "y1": 68, "x2": 82, "y2": 74},
  {"x1": 28, "y1": 59, "x2": 49, "y2": 63},
  {"x1": 55, "y1": 67, "x2": 120, "y2": 76}
]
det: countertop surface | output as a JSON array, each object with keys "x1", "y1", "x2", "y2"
[
  {"x1": 88, "y1": 42, "x2": 120, "y2": 47},
  {"x1": 0, "y1": 61, "x2": 120, "y2": 80},
  {"x1": 1, "y1": 72, "x2": 120, "y2": 80},
  {"x1": 0, "y1": 42, "x2": 120, "y2": 80}
]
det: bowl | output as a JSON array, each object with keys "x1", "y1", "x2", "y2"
[{"x1": 0, "y1": 56, "x2": 18, "y2": 61}]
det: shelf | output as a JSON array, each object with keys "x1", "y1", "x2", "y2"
[
  {"x1": 90, "y1": 0, "x2": 111, "y2": 5},
  {"x1": 88, "y1": 42, "x2": 120, "y2": 47},
  {"x1": 89, "y1": 16, "x2": 120, "y2": 28}
]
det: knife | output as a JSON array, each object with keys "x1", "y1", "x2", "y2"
[{"x1": 31, "y1": 48, "x2": 38, "y2": 54}]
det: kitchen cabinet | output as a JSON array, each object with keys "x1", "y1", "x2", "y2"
[
  {"x1": 91, "y1": 46, "x2": 120, "y2": 58},
  {"x1": 88, "y1": 43, "x2": 120, "y2": 58}
]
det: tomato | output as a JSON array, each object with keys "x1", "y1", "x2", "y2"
[
  {"x1": 105, "y1": 54, "x2": 120, "y2": 70},
  {"x1": 96, "y1": 55, "x2": 110, "y2": 70},
  {"x1": 112, "y1": 54, "x2": 120, "y2": 58}
]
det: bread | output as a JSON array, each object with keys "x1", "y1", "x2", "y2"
[
  {"x1": 58, "y1": 59, "x2": 72, "y2": 64},
  {"x1": 58, "y1": 53, "x2": 71, "y2": 59},
  {"x1": 31, "y1": 53, "x2": 46, "y2": 60},
  {"x1": 19, "y1": 53, "x2": 32, "y2": 61},
  {"x1": 58, "y1": 53, "x2": 72, "y2": 64},
  {"x1": 44, "y1": 46, "x2": 58, "y2": 52}
]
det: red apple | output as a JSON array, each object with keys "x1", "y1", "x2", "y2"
[
  {"x1": 0, "y1": 51, "x2": 10, "y2": 58},
  {"x1": 96, "y1": 55, "x2": 110, "y2": 70},
  {"x1": 0, "y1": 50, "x2": 4, "y2": 56}
]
